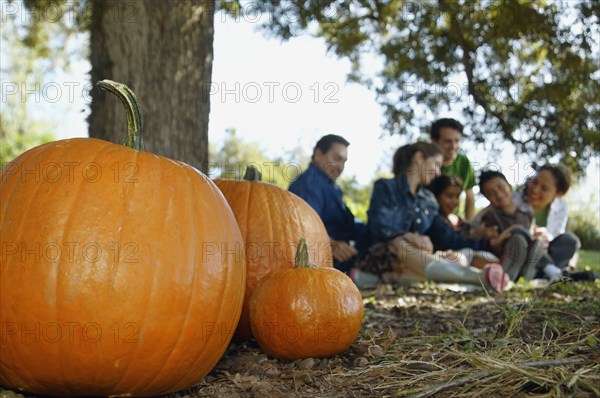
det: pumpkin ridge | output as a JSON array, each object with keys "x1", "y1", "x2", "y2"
[
  {"x1": 254, "y1": 185, "x2": 281, "y2": 276},
  {"x1": 247, "y1": 182, "x2": 261, "y2": 274},
  {"x1": 95, "y1": 141, "x2": 130, "y2": 391},
  {"x1": 172, "y1": 172, "x2": 212, "y2": 391},
  {"x1": 147, "y1": 164, "x2": 200, "y2": 394},
  {"x1": 0, "y1": 147, "x2": 40, "y2": 254},
  {"x1": 279, "y1": 187, "x2": 296, "y2": 265},
  {"x1": 227, "y1": 181, "x2": 252, "y2": 341},
  {"x1": 242, "y1": 182, "x2": 251, "y2": 243},
  {"x1": 110, "y1": 149, "x2": 163, "y2": 393},
  {"x1": 0, "y1": 142, "x2": 68, "y2": 390},
  {"x1": 55, "y1": 140, "x2": 115, "y2": 392},
  {"x1": 200, "y1": 176, "x2": 246, "y2": 382},
  {"x1": 264, "y1": 184, "x2": 278, "y2": 270},
  {"x1": 109, "y1": 147, "x2": 141, "y2": 290},
  {"x1": 287, "y1": 193, "x2": 304, "y2": 264},
  {"x1": 1, "y1": 142, "x2": 65, "y2": 256},
  {"x1": 179, "y1": 174, "x2": 236, "y2": 389},
  {"x1": 238, "y1": 181, "x2": 263, "y2": 340}
]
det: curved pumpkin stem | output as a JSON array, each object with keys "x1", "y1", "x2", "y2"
[
  {"x1": 97, "y1": 79, "x2": 144, "y2": 151},
  {"x1": 243, "y1": 165, "x2": 262, "y2": 181},
  {"x1": 295, "y1": 237, "x2": 317, "y2": 269}
]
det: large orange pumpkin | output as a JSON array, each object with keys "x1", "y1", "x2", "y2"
[
  {"x1": 0, "y1": 80, "x2": 245, "y2": 396},
  {"x1": 214, "y1": 168, "x2": 332, "y2": 341},
  {"x1": 249, "y1": 238, "x2": 363, "y2": 360}
]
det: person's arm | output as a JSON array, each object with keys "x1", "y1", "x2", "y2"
[
  {"x1": 479, "y1": 210, "x2": 502, "y2": 233},
  {"x1": 427, "y1": 214, "x2": 487, "y2": 252},
  {"x1": 465, "y1": 188, "x2": 475, "y2": 221},
  {"x1": 469, "y1": 209, "x2": 500, "y2": 238},
  {"x1": 471, "y1": 221, "x2": 499, "y2": 239},
  {"x1": 487, "y1": 228, "x2": 512, "y2": 253},
  {"x1": 367, "y1": 179, "x2": 410, "y2": 242},
  {"x1": 331, "y1": 240, "x2": 358, "y2": 262}
]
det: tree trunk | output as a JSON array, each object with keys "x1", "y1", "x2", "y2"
[{"x1": 89, "y1": 0, "x2": 213, "y2": 172}]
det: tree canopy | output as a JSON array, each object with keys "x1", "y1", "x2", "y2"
[
  {"x1": 8, "y1": 0, "x2": 599, "y2": 173},
  {"x1": 228, "y1": 0, "x2": 600, "y2": 173}
]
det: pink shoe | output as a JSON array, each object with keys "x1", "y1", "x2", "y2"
[{"x1": 483, "y1": 263, "x2": 509, "y2": 292}]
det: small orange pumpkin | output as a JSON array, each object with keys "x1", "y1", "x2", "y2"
[
  {"x1": 0, "y1": 80, "x2": 245, "y2": 396},
  {"x1": 249, "y1": 238, "x2": 363, "y2": 360},
  {"x1": 214, "y1": 168, "x2": 333, "y2": 341}
]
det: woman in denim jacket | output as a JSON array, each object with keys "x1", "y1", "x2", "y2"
[{"x1": 357, "y1": 142, "x2": 510, "y2": 291}]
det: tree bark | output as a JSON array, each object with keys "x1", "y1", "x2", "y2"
[{"x1": 89, "y1": 0, "x2": 213, "y2": 172}]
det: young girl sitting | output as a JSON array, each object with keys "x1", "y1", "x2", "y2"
[{"x1": 426, "y1": 175, "x2": 499, "y2": 269}]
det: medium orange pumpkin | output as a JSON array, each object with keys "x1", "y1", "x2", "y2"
[
  {"x1": 249, "y1": 238, "x2": 363, "y2": 360},
  {"x1": 214, "y1": 168, "x2": 332, "y2": 341},
  {"x1": 0, "y1": 80, "x2": 245, "y2": 396}
]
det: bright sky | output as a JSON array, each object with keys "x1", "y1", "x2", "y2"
[
  {"x1": 209, "y1": 14, "x2": 397, "y2": 184},
  {"x1": 19, "y1": 11, "x2": 600, "y2": 212},
  {"x1": 209, "y1": 14, "x2": 534, "y2": 186}
]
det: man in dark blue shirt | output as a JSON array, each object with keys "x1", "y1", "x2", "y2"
[{"x1": 288, "y1": 134, "x2": 367, "y2": 274}]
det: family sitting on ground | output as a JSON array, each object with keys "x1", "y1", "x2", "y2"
[{"x1": 288, "y1": 118, "x2": 597, "y2": 291}]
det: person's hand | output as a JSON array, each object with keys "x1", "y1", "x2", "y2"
[
  {"x1": 488, "y1": 228, "x2": 512, "y2": 251},
  {"x1": 534, "y1": 226, "x2": 549, "y2": 240},
  {"x1": 534, "y1": 227, "x2": 550, "y2": 250},
  {"x1": 473, "y1": 222, "x2": 499, "y2": 239},
  {"x1": 403, "y1": 233, "x2": 433, "y2": 253},
  {"x1": 331, "y1": 240, "x2": 358, "y2": 263}
]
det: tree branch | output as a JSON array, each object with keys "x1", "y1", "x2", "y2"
[{"x1": 438, "y1": 0, "x2": 518, "y2": 144}]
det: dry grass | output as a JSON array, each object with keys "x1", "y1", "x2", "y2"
[{"x1": 180, "y1": 280, "x2": 600, "y2": 398}]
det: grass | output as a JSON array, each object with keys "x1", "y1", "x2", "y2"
[{"x1": 578, "y1": 250, "x2": 600, "y2": 273}]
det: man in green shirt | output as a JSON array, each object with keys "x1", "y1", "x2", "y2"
[{"x1": 430, "y1": 118, "x2": 476, "y2": 221}]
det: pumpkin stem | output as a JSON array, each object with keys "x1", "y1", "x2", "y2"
[
  {"x1": 243, "y1": 165, "x2": 262, "y2": 181},
  {"x1": 295, "y1": 237, "x2": 317, "y2": 269},
  {"x1": 97, "y1": 79, "x2": 144, "y2": 151}
]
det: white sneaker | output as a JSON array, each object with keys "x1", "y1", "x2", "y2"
[
  {"x1": 350, "y1": 268, "x2": 380, "y2": 289},
  {"x1": 543, "y1": 263, "x2": 563, "y2": 283}
]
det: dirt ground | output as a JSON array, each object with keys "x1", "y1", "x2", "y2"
[
  {"x1": 1, "y1": 281, "x2": 599, "y2": 398},
  {"x1": 176, "y1": 281, "x2": 600, "y2": 398}
]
